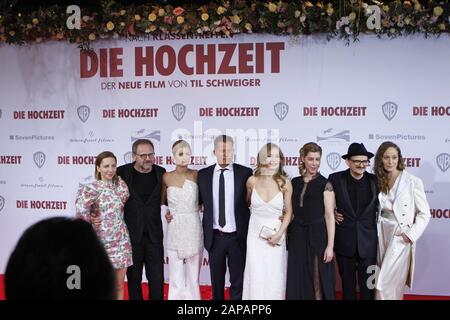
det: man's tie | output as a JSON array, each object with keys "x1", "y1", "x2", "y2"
[{"x1": 219, "y1": 168, "x2": 227, "y2": 228}]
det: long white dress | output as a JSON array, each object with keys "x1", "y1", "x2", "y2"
[
  {"x1": 166, "y1": 179, "x2": 204, "y2": 300},
  {"x1": 242, "y1": 188, "x2": 287, "y2": 300}
]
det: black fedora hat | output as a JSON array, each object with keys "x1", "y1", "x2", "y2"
[{"x1": 342, "y1": 143, "x2": 374, "y2": 159}]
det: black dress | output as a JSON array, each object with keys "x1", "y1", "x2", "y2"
[{"x1": 286, "y1": 174, "x2": 336, "y2": 300}]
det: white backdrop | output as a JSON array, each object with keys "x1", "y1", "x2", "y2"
[{"x1": 0, "y1": 33, "x2": 449, "y2": 296}]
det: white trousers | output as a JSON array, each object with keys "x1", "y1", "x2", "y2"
[
  {"x1": 375, "y1": 214, "x2": 411, "y2": 300},
  {"x1": 167, "y1": 249, "x2": 202, "y2": 300}
]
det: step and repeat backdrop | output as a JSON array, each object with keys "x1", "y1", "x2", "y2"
[{"x1": 0, "y1": 33, "x2": 449, "y2": 295}]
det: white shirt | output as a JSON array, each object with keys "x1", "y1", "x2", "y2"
[{"x1": 212, "y1": 163, "x2": 236, "y2": 232}]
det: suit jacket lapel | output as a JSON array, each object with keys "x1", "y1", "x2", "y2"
[
  {"x1": 233, "y1": 164, "x2": 239, "y2": 214},
  {"x1": 361, "y1": 174, "x2": 377, "y2": 216},
  {"x1": 393, "y1": 171, "x2": 408, "y2": 207},
  {"x1": 145, "y1": 165, "x2": 161, "y2": 205},
  {"x1": 340, "y1": 170, "x2": 356, "y2": 216},
  {"x1": 125, "y1": 163, "x2": 139, "y2": 201},
  {"x1": 207, "y1": 165, "x2": 215, "y2": 211}
]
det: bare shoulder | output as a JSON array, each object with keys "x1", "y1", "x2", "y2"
[
  {"x1": 190, "y1": 169, "x2": 199, "y2": 178},
  {"x1": 189, "y1": 169, "x2": 199, "y2": 182},
  {"x1": 162, "y1": 171, "x2": 175, "y2": 184},
  {"x1": 246, "y1": 175, "x2": 256, "y2": 188},
  {"x1": 282, "y1": 176, "x2": 293, "y2": 192},
  {"x1": 282, "y1": 175, "x2": 292, "y2": 185}
]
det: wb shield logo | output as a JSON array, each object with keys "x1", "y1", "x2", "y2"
[
  {"x1": 326, "y1": 152, "x2": 341, "y2": 171},
  {"x1": 172, "y1": 104, "x2": 186, "y2": 121},
  {"x1": 382, "y1": 102, "x2": 398, "y2": 121},
  {"x1": 123, "y1": 152, "x2": 132, "y2": 164},
  {"x1": 33, "y1": 152, "x2": 46, "y2": 168},
  {"x1": 77, "y1": 105, "x2": 90, "y2": 123},
  {"x1": 274, "y1": 102, "x2": 289, "y2": 121},
  {"x1": 0, "y1": 196, "x2": 4, "y2": 212},
  {"x1": 436, "y1": 153, "x2": 450, "y2": 172}
]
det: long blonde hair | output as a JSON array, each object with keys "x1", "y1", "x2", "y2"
[
  {"x1": 374, "y1": 141, "x2": 405, "y2": 194},
  {"x1": 254, "y1": 143, "x2": 287, "y2": 191}
]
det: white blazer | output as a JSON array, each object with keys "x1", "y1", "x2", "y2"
[{"x1": 377, "y1": 170, "x2": 431, "y2": 287}]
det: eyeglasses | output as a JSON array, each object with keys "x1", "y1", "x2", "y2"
[
  {"x1": 135, "y1": 153, "x2": 155, "y2": 159},
  {"x1": 350, "y1": 159, "x2": 370, "y2": 166}
]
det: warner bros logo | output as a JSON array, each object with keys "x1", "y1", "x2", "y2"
[
  {"x1": 123, "y1": 152, "x2": 133, "y2": 164},
  {"x1": 33, "y1": 151, "x2": 46, "y2": 168},
  {"x1": 77, "y1": 105, "x2": 90, "y2": 123},
  {"x1": 436, "y1": 153, "x2": 450, "y2": 172},
  {"x1": 382, "y1": 102, "x2": 398, "y2": 121},
  {"x1": 172, "y1": 103, "x2": 186, "y2": 121},
  {"x1": 0, "y1": 196, "x2": 5, "y2": 211},
  {"x1": 326, "y1": 152, "x2": 341, "y2": 171},
  {"x1": 274, "y1": 102, "x2": 289, "y2": 121}
]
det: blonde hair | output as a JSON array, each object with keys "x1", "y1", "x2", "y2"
[
  {"x1": 254, "y1": 143, "x2": 287, "y2": 191},
  {"x1": 172, "y1": 140, "x2": 191, "y2": 156},
  {"x1": 299, "y1": 142, "x2": 322, "y2": 176}
]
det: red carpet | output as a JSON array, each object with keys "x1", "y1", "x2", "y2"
[{"x1": 0, "y1": 275, "x2": 448, "y2": 300}]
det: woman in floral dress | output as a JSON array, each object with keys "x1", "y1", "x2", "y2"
[{"x1": 76, "y1": 151, "x2": 132, "y2": 300}]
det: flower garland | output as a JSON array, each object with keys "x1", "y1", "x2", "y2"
[{"x1": 0, "y1": 0, "x2": 448, "y2": 48}]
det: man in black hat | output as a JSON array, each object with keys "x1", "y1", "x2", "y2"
[{"x1": 328, "y1": 142, "x2": 378, "y2": 300}]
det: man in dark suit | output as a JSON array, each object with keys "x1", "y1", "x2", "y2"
[
  {"x1": 328, "y1": 142, "x2": 378, "y2": 300},
  {"x1": 198, "y1": 135, "x2": 252, "y2": 300},
  {"x1": 117, "y1": 139, "x2": 166, "y2": 300}
]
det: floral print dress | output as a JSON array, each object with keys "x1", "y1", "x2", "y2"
[{"x1": 76, "y1": 178, "x2": 133, "y2": 269}]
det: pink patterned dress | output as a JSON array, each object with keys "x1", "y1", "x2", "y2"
[{"x1": 75, "y1": 178, "x2": 133, "y2": 269}]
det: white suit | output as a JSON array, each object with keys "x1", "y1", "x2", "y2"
[{"x1": 375, "y1": 170, "x2": 430, "y2": 300}]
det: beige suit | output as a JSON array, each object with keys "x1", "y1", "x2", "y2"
[{"x1": 375, "y1": 170, "x2": 431, "y2": 300}]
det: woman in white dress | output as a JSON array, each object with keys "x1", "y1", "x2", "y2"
[
  {"x1": 162, "y1": 140, "x2": 203, "y2": 300},
  {"x1": 374, "y1": 141, "x2": 430, "y2": 300},
  {"x1": 242, "y1": 143, "x2": 293, "y2": 300}
]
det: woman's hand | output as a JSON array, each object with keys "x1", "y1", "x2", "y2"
[
  {"x1": 334, "y1": 209, "x2": 344, "y2": 224},
  {"x1": 91, "y1": 215, "x2": 102, "y2": 227},
  {"x1": 267, "y1": 232, "x2": 282, "y2": 247},
  {"x1": 401, "y1": 233, "x2": 412, "y2": 244},
  {"x1": 323, "y1": 245, "x2": 334, "y2": 263},
  {"x1": 165, "y1": 211, "x2": 173, "y2": 223}
]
